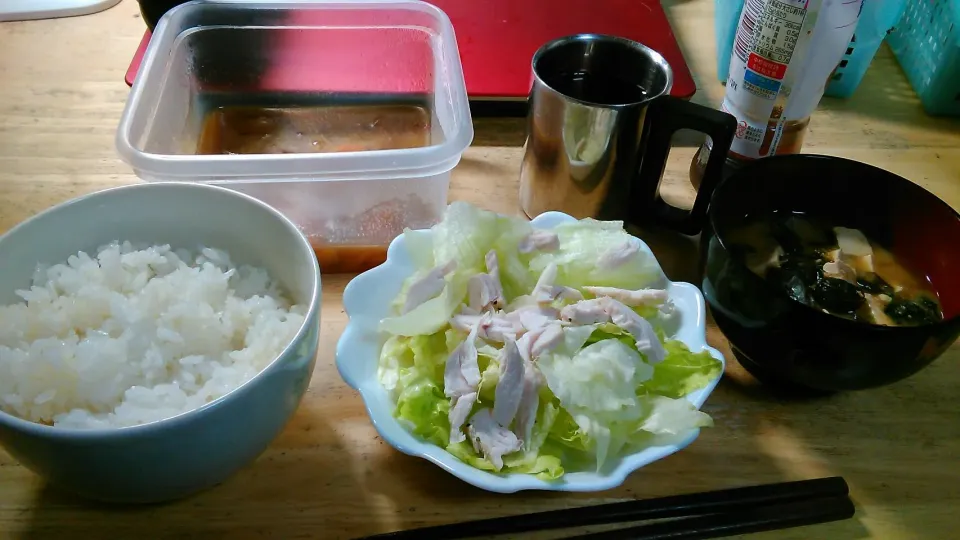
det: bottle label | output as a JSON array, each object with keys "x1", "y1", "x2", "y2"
[{"x1": 723, "y1": 0, "x2": 820, "y2": 159}]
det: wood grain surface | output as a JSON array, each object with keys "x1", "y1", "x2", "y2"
[{"x1": 1, "y1": 1, "x2": 959, "y2": 539}]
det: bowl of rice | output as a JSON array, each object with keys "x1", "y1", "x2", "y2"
[{"x1": 0, "y1": 182, "x2": 321, "y2": 503}]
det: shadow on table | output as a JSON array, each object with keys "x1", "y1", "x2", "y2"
[
  {"x1": 473, "y1": 118, "x2": 527, "y2": 147},
  {"x1": 17, "y1": 398, "x2": 383, "y2": 540},
  {"x1": 713, "y1": 352, "x2": 960, "y2": 540}
]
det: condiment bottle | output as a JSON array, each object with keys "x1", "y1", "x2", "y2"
[{"x1": 691, "y1": 0, "x2": 863, "y2": 188}]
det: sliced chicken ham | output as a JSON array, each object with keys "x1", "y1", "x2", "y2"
[
  {"x1": 518, "y1": 230, "x2": 560, "y2": 254},
  {"x1": 510, "y1": 305, "x2": 561, "y2": 333},
  {"x1": 529, "y1": 323, "x2": 564, "y2": 359},
  {"x1": 582, "y1": 286, "x2": 668, "y2": 307},
  {"x1": 450, "y1": 312, "x2": 522, "y2": 343},
  {"x1": 444, "y1": 321, "x2": 485, "y2": 444},
  {"x1": 532, "y1": 262, "x2": 583, "y2": 304},
  {"x1": 514, "y1": 361, "x2": 543, "y2": 449},
  {"x1": 443, "y1": 321, "x2": 482, "y2": 399},
  {"x1": 513, "y1": 321, "x2": 564, "y2": 363},
  {"x1": 450, "y1": 304, "x2": 561, "y2": 344},
  {"x1": 468, "y1": 250, "x2": 505, "y2": 312},
  {"x1": 560, "y1": 297, "x2": 666, "y2": 364},
  {"x1": 448, "y1": 391, "x2": 478, "y2": 444},
  {"x1": 515, "y1": 328, "x2": 537, "y2": 363},
  {"x1": 467, "y1": 408, "x2": 523, "y2": 470},
  {"x1": 607, "y1": 300, "x2": 666, "y2": 365},
  {"x1": 558, "y1": 298, "x2": 609, "y2": 325},
  {"x1": 402, "y1": 259, "x2": 457, "y2": 314},
  {"x1": 492, "y1": 338, "x2": 524, "y2": 427}
]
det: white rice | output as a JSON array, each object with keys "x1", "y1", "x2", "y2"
[{"x1": 0, "y1": 242, "x2": 306, "y2": 429}]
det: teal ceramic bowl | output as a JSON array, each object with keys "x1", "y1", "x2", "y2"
[{"x1": 0, "y1": 183, "x2": 321, "y2": 503}]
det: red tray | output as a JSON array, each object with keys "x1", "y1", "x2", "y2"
[{"x1": 125, "y1": 0, "x2": 695, "y2": 102}]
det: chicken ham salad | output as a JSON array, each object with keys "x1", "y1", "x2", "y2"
[{"x1": 377, "y1": 203, "x2": 722, "y2": 479}]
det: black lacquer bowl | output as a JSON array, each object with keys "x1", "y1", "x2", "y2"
[{"x1": 701, "y1": 155, "x2": 960, "y2": 392}]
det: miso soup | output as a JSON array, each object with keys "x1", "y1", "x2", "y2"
[{"x1": 726, "y1": 212, "x2": 944, "y2": 326}]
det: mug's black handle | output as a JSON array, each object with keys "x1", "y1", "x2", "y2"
[{"x1": 631, "y1": 96, "x2": 737, "y2": 235}]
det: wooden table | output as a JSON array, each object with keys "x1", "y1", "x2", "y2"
[{"x1": 1, "y1": 1, "x2": 958, "y2": 538}]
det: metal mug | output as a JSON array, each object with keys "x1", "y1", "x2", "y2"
[{"x1": 519, "y1": 34, "x2": 737, "y2": 235}]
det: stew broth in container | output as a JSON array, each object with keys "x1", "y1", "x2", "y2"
[
  {"x1": 193, "y1": 99, "x2": 435, "y2": 273},
  {"x1": 115, "y1": 1, "x2": 474, "y2": 274},
  {"x1": 196, "y1": 104, "x2": 431, "y2": 155}
]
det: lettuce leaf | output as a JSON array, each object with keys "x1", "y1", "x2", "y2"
[
  {"x1": 539, "y1": 338, "x2": 655, "y2": 469},
  {"x1": 536, "y1": 332, "x2": 717, "y2": 471},
  {"x1": 432, "y1": 202, "x2": 503, "y2": 274},
  {"x1": 491, "y1": 224, "x2": 537, "y2": 301},
  {"x1": 378, "y1": 335, "x2": 415, "y2": 399},
  {"x1": 538, "y1": 339, "x2": 653, "y2": 423},
  {"x1": 408, "y1": 331, "x2": 450, "y2": 384},
  {"x1": 477, "y1": 353, "x2": 500, "y2": 403},
  {"x1": 403, "y1": 227, "x2": 436, "y2": 270},
  {"x1": 549, "y1": 405, "x2": 591, "y2": 451},
  {"x1": 431, "y1": 202, "x2": 531, "y2": 275},
  {"x1": 380, "y1": 273, "x2": 467, "y2": 336},
  {"x1": 528, "y1": 219, "x2": 664, "y2": 290},
  {"x1": 638, "y1": 394, "x2": 714, "y2": 436},
  {"x1": 394, "y1": 375, "x2": 450, "y2": 448},
  {"x1": 641, "y1": 341, "x2": 723, "y2": 399}
]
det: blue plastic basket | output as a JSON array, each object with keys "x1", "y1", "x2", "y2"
[
  {"x1": 715, "y1": 0, "x2": 906, "y2": 98},
  {"x1": 828, "y1": 0, "x2": 908, "y2": 97},
  {"x1": 888, "y1": 0, "x2": 960, "y2": 116},
  {"x1": 714, "y1": 0, "x2": 743, "y2": 85}
]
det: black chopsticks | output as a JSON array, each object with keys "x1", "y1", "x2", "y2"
[
  {"x1": 563, "y1": 495, "x2": 855, "y2": 540},
  {"x1": 358, "y1": 477, "x2": 854, "y2": 540}
]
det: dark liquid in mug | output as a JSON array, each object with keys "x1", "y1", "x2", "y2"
[{"x1": 544, "y1": 70, "x2": 648, "y2": 105}]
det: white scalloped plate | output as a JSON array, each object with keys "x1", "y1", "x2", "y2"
[{"x1": 335, "y1": 211, "x2": 725, "y2": 493}]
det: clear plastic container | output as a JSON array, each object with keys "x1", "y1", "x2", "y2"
[{"x1": 116, "y1": 0, "x2": 473, "y2": 273}]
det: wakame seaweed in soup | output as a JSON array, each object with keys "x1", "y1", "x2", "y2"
[{"x1": 726, "y1": 212, "x2": 944, "y2": 327}]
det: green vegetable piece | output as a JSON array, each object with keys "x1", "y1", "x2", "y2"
[
  {"x1": 884, "y1": 296, "x2": 943, "y2": 326},
  {"x1": 855, "y1": 273, "x2": 895, "y2": 296},
  {"x1": 641, "y1": 341, "x2": 724, "y2": 399},
  {"x1": 811, "y1": 277, "x2": 865, "y2": 314}
]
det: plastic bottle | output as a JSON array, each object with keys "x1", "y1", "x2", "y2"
[
  {"x1": 692, "y1": 0, "x2": 863, "y2": 188},
  {"x1": 715, "y1": 0, "x2": 907, "y2": 98}
]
